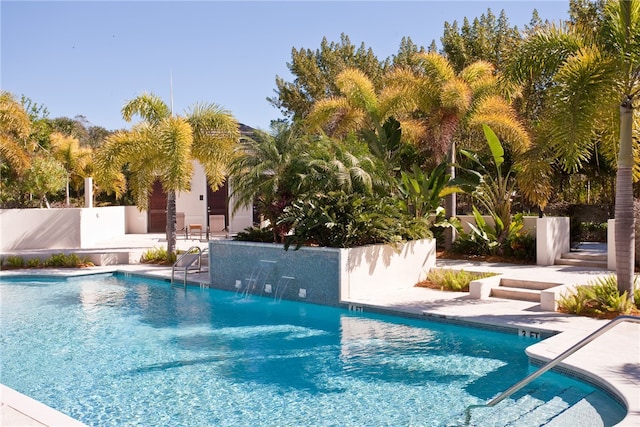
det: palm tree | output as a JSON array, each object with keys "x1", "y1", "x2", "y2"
[
  {"x1": 304, "y1": 68, "x2": 422, "y2": 190},
  {"x1": 0, "y1": 91, "x2": 33, "y2": 172},
  {"x1": 94, "y1": 92, "x2": 239, "y2": 255},
  {"x1": 383, "y1": 53, "x2": 530, "y2": 248},
  {"x1": 50, "y1": 132, "x2": 93, "y2": 206},
  {"x1": 508, "y1": 0, "x2": 640, "y2": 297},
  {"x1": 228, "y1": 121, "x2": 309, "y2": 243}
]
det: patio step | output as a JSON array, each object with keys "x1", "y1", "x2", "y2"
[
  {"x1": 555, "y1": 251, "x2": 608, "y2": 269},
  {"x1": 490, "y1": 278, "x2": 561, "y2": 303}
]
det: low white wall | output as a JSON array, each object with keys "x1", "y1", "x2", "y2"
[
  {"x1": 536, "y1": 217, "x2": 570, "y2": 266},
  {"x1": 0, "y1": 207, "x2": 125, "y2": 251},
  {"x1": 341, "y1": 239, "x2": 436, "y2": 301},
  {"x1": 80, "y1": 207, "x2": 125, "y2": 247},
  {"x1": 125, "y1": 206, "x2": 148, "y2": 234}
]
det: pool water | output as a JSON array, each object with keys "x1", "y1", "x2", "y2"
[{"x1": 0, "y1": 274, "x2": 625, "y2": 426}]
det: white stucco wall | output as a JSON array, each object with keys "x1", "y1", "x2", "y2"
[
  {"x1": 536, "y1": 217, "x2": 570, "y2": 266},
  {"x1": 341, "y1": 239, "x2": 437, "y2": 301},
  {"x1": 0, "y1": 207, "x2": 125, "y2": 251},
  {"x1": 177, "y1": 162, "x2": 208, "y2": 227}
]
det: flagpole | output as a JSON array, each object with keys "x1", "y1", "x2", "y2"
[{"x1": 170, "y1": 71, "x2": 174, "y2": 116}]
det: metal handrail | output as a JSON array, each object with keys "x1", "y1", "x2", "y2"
[
  {"x1": 465, "y1": 315, "x2": 640, "y2": 423},
  {"x1": 171, "y1": 246, "x2": 207, "y2": 288}
]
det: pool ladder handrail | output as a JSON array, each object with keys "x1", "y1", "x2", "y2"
[
  {"x1": 464, "y1": 314, "x2": 640, "y2": 423},
  {"x1": 171, "y1": 246, "x2": 208, "y2": 288}
]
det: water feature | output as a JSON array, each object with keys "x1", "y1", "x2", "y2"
[
  {"x1": 0, "y1": 274, "x2": 626, "y2": 426},
  {"x1": 236, "y1": 259, "x2": 276, "y2": 297}
]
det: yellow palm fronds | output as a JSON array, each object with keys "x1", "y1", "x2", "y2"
[
  {"x1": 0, "y1": 91, "x2": 32, "y2": 171},
  {"x1": 441, "y1": 78, "x2": 472, "y2": 113},
  {"x1": 335, "y1": 68, "x2": 378, "y2": 115},
  {"x1": 459, "y1": 61, "x2": 495, "y2": 85},
  {"x1": 468, "y1": 95, "x2": 531, "y2": 155},
  {"x1": 413, "y1": 52, "x2": 456, "y2": 84}
]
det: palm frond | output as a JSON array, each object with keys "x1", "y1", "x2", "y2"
[
  {"x1": 459, "y1": 61, "x2": 494, "y2": 85},
  {"x1": 157, "y1": 117, "x2": 193, "y2": 192},
  {"x1": 335, "y1": 68, "x2": 378, "y2": 116},
  {"x1": 506, "y1": 23, "x2": 584, "y2": 84},
  {"x1": 548, "y1": 46, "x2": 618, "y2": 171},
  {"x1": 441, "y1": 78, "x2": 472, "y2": 112},
  {"x1": 413, "y1": 52, "x2": 456, "y2": 84},
  {"x1": 121, "y1": 92, "x2": 170, "y2": 124},
  {"x1": 467, "y1": 95, "x2": 531, "y2": 155}
]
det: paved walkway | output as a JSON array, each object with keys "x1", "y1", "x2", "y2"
[{"x1": 1, "y1": 235, "x2": 638, "y2": 426}]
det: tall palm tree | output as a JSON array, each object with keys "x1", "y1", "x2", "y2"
[
  {"x1": 509, "y1": 0, "x2": 640, "y2": 297},
  {"x1": 94, "y1": 92, "x2": 239, "y2": 254},
  {"x1": 50, "y1": 132, "x2": 93, "y2": 206},
  {"x1": 383, "y1": 54, "x2": 530, "y2": 247}
]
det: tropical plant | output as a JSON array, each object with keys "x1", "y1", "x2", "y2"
[
  {"x1": 420, "y1": 268, "x2": 497, "y2": 292},
  {"x1": 43, "y1": 253, "x2": 92, "y2": 268},
  {"x1": 384, "y1": 52, "x2": 531, "y2": 248},
  {"x1": 49, "y1": 132, "x2": 93, "y2": 206},
  {"x1": 140, "y1": 246, "x2": 176, "y2": 265},
  {"x1": 559, "y1": 275, "x2": 639, "y2": 318},
  {"x1": 507, "y1": 0, "x2": 640, "y2": 298},
  {"x1": 458, "y1": 124, "x2": 519, "y2": 237},
  {"x1": 2, "y1": 255, "x2": 24, "y2": 269},
  {"x1": 228, "y1": 121, "x2": 309, "y2": 243},
  {"x1": 398, "y1": 162, "x2": 453, "y2": 219},
  {"x1": 452, "y1": 211, "x2": 534, "y2": 261},
  {"x1": 0, "y1": 91, "x2": 33, "y2": 172},
  {"x1": 279, "y1": 190, "x2": 432, "y2": 249},
  {"x1": 94, "y1": 92, "x2": 239, "y2": 255},
  {"x1": 23, "y1": 155, "x2": 67, "y2": 208}
]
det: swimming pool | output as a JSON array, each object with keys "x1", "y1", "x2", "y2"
[{"x1": 0, "y1": 274, "x2": 625, "y2": 426}]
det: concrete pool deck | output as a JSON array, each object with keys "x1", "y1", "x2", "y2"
[{"x1": 1, "y1": 235, "x2": 638, "y2": 426}]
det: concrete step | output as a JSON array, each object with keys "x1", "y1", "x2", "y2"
[
  {"x1": 555, "y1": 257, "x2": 608, "y2": 269},
  {"x1": 561, "y1": 251, "x2": 607, "y2": 261},
  {"x1": 499, "y1": 278, "x2": 561, "y2": 291},
  {"x1": 491, "y1": 286, "x2": 541, "y2": 302}
]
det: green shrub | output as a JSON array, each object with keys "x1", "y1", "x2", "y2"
[
  {"x1": 280, "y1": 191, "x2": 432, "y2": 249},
  {"x1": 421, "y1": 269, "x2": 497, "y2": 292},
  {"x1": 450, "y1": 212, "x2": 535, "y2": 262},
  {"x1": 558, "y1": 275, "x2": 638, "y2": 318},
  {"x1": 234, "y1": 226, "x2": 275, "y2": 243},
  {"x1": 140, "y1": 247, "x2": 176, "y2": 264},
  {"x1": 27, "y1": 258, "x2": 42, "y2": 268},
  {"x1": 44, "y1": 253, "x2": 91, "y2": 268},
  {"x1": 3, "y1": 256, "x2": 25, "y2": 269}
]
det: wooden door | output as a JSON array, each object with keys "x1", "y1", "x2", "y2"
[
  {"x1": 207, "y1": 180, "x2": 228, "y2": 230},
  {"x1": 148, "y1": 181, "x2": 167, "y2": 232}
]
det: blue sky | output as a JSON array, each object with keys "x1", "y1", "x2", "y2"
[{"x1": 2, "y1": 1, "x2": 569, "y2": 132}]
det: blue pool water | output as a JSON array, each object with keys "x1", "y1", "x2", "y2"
[{"x1": 0, "y1": 274, "x2": 625, "y2": 426}]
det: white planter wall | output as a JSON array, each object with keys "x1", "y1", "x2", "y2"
[{"x1": 0, "y1": 207, "x2": 125, "y2": 251}]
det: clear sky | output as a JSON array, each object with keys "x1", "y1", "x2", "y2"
[{"x1": 2, "y1": 1, "x2": 570, "y2": 132}]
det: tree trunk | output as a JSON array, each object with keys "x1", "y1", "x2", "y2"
[
  {"x1": 444, "y1": 142, "x2": 457, "y2": 250},
  {"x1": 615, "y1": 101, "x2": 635, "y2": 300},
  {"x1": 166, "y1": 190, "x2": 177, "y2": 257}
]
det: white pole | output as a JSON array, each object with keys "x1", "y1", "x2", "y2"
[
  {"x1": 84, "y1": 177, "x2": 93, "y2": 208},
  {"x1": 170, "y1": 71, "x2": 174, "y2": 116}
]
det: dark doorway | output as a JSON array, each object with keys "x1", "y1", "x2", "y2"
[
  {"x1": 207, "y1": 180, "x2": 228, "y2": 230},
  {"x1": 148, "y1": 181, "x2": 166, "y2": 232}
]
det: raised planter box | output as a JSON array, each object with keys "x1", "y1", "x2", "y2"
[{"x1": 209, "y1": 239, "x2": 436, "y2": 306}]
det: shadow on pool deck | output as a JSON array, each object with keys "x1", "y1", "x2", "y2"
[{"x1": 1, "y1": 235, "x2": 638, "y2": 426}]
